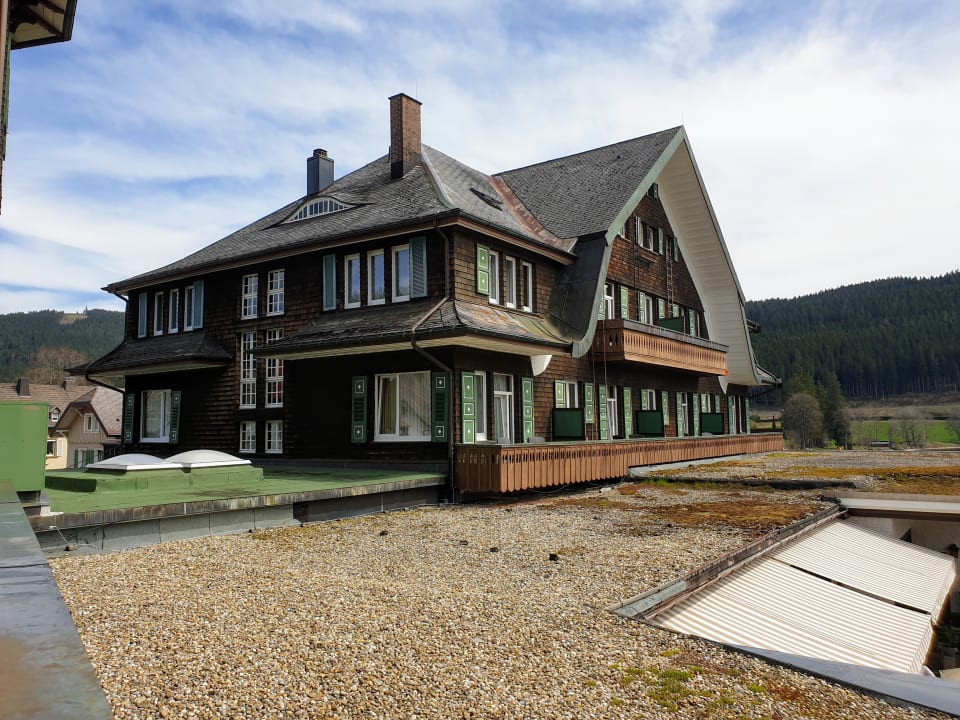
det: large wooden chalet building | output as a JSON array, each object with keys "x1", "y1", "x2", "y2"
[{"x1": 85, "y1": 93, "x2": 781, "y2": 495}]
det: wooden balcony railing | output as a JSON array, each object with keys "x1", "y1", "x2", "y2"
[
  {"x1": 592, "y1": 319, "x2": 728, "y2": 375},
  {"x1": 456, "y1": 433, "x2": 784, "y2": 494}
]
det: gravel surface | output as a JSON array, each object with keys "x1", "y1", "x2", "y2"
[{"x1": 50, "y1": 452, "x2": 953, "y2": 719}]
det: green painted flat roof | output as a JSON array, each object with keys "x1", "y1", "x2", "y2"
[{"x1": 44, "y1": 466, "x2": 445, "y2": 514}]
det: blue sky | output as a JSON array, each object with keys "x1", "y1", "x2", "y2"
[{"x1": 2, "y1": 0, "x2": 959, "y2": 313}]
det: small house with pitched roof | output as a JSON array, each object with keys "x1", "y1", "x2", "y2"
[
  {"x1": 83, "y1": 94, "x2": 780, "y2": 494},
  {"x1": 53, "y1": 386, "x2": 122, "y2": 468}
]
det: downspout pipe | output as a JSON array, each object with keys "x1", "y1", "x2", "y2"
[{"x1": 410, "y1": 222, "x2": 458, "y2": 502}]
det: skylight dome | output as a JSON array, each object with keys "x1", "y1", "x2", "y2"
[{"x1": 286, "y1": 197, "x2": 351, "y2": 222}]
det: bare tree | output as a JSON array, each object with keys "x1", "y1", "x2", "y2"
[
  {"x1": 27, "y1": 346, "x2": 87, "y2": 385},
  {"x1": 782, "y1": 393, "x2": 823, "y2": 449},
  {"x1": 946, "y1": 417, "x2": 960, "y2": 445},
  {"x1": 895, "y1": 407, "x2": 928, "y2": 448}
]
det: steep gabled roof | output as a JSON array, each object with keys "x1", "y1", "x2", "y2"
[
  {"x1": 55, "y1": 386, "x2": 123, "y2": 437},
  {"x1": 497, "y1": 127, "x2": 681, "y2": 240}
]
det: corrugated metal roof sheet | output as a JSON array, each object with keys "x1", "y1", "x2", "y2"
[
  {"x1": 652, "y1": 520, "x2": 956, "y2": 674},
  {"x1": 770, "y1": 521, "x2": 956, "y2": 615}
]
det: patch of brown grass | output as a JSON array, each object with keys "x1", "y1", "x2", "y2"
[
  {"x1": 547, "y1": 496, "x2": 640, "y2": 511},
  {"x1": 648, "y1": 500, "x2": 817, "y2": 532},
  {"x1": 873, "y1": 466, "x2": 960, "y2": 494}
]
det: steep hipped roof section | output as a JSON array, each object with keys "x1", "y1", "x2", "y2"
[
  {"x1": 83, "y1": 332, "x2": 231, "y2": 376},
  {"x1": 56, "y1": 386, "x2": 123, "y2": 437},
  {"x1": 497, "y1": 128, "x2": 681, "y2": 240}
]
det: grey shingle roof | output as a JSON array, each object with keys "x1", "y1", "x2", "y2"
[
  {"x1": 497, "y1": 127, "x2": 682, "y2": 240},
  {"x1": 56, "y1": 387, "x2": 123, "y2": 437},
  {"x1": 84, "y1": 332, "x2": 231, "y2": 374}
]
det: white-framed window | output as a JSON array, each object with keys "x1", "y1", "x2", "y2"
[
  {"x1": 266, "y1": 420, "x2": 283, "y2": 454},
  {"x1": 475, "y1": 371, "x2": 487, "y2": 442},
  {"x1": 679, "y1": 393, "x2": 690, "y2": 435},
  {"x1": 638, "y1": 292, "x2": 654, "y2": 325},
  {"x1": 241, "y1": 274, "x2": 258, "y2": 319},
  {"x1": 638, "y1": 220, "x2": 656, "y2": 252},
  {"x1": 374, "y1": 371, "x2": 431, "y2": 441},
  {"x1": 607, "y1": 386, "x2": 619, "y2": 438},
  {"x1": 392, "y1": 244, "x2": 411, "y2": 302},
  {"x1": 504, "y1": 256, "x2": 517, "y2": 308},
  {"x1": 488, "y1": 250, "x2": 500, "y2": 305},
  {"x1": 493, "y1": 373, "x2": 514, "y2": 444},
  {"x1": 267, "y1": 269, "x2": 285, "y2": 315},
  {"x1": 239, "y1": 421, "x2": 256, "y2": 454},
  {"x1": 265, "y1": 329, "x2": 284, "y2": 407},
  {"x1": 643, "y1": 389, "x2": 658, "y2": 411},
  {"x1": 74, "y1": 449, "x2": 101, "y2": 469},
  {"x1": 184, "y1": 285, "x2": 195, "y2": 331},
  {"x1": 50, "y1": 409, "x2": 60, "y2": 423},
  {"x1": 559, "y1": 381, "x2": 579, "y2": 408},
  {"x1": 153, "y1": 292, "x2": 164, "y2": 335},
  {"x1": 141, "y1": 389, "x2": 172, "y2": 443},
  {"x1": 345, "y1": 254, "x2": 361, "y2": 308},
  {"x1": 368, "y1": 250, "x2": 385, "y2": 305},
  {"x1": 521, "y1": 262, "x2": 533, "y2": 312},
  {"x1": 240, "y1": 332, "x2": 256, "y2": 408},
  {"x1": 603, "y1": 283, "x2": 615, "y2": 320},
  {"x1": 46, "y1": 438, "x2": 58, "y2": 456},
  {"x1": 83, "y1": 413, "x2": 99, "y2": 433},
  {"x1": 168, "y1": 289, "x2": 180, "y2": 333}
]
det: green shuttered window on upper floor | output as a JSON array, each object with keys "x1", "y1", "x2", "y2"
[{"x1": 477, "y1": 244, "x2": 489, "y2": 295}]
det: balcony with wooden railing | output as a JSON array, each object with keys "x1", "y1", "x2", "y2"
[
  {"x1": 456, "y1": 433, "x2": 784, "y2": 494},
  {"x1": 592, "y1": 319, "x2": 728, "y2": 376}
]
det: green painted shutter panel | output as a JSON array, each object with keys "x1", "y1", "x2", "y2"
[
  {"x1": 657, "y1": 298, "x2": 666, "y2": 320},
  {"x1": 640, "y1": 389, "x2": 649, "y2": 411},
  {"x1": 411, "y1": 235, "x2": 427, "y2": 298},
  {"x1": 598, "y1": 385, "x2": 609, "y2": 440},
  {"x1": 477, "y1": 244, "x2": 489, "y2": 295},
  {"x1": 351, "y1": 376, "x2": 367, "y2": 443},
  {"x1": 672, "y1": 237, "x2": 679, "y2": 262},
  {"x1": 619, "y1": 286, "x2": 629, "y2": 319},
  {"x1": 676, "y1": 392, "x2": 684, "y2": 437},
  {"x1": 521, "y1": 377, "x2": 534, "y2": 443},
  {"x1": 623, "y1": 387, "x2": 632, "y2": 438},
  {"x1": 192, "y1": 280, "x2": 204, "y2": 329},
  {"x1": 729, "y1": 398, "x2": 736, "y2": 435},
  {"x1": 693, "y1": 394, "x2": 700, "y2": 436},
  {"x1": 662, "y1": 390, "x2": 670, "y2": 426},
  {"x1": 122, "y1": 393, "x2": 135, "y2": 444},
  {"x1": 657, "y1": 227, "x2": 664, "y2": 255},
  {"x1": 598, "y1": 294, "x2": 606, "y2": 320},
  {"x1": 431, "y1": 372, "x2": 449, "y2": 442},
  {"x1": 461, "y1": 372, "x2": 476, "y2": 444},
  {"x1": 323, "y1": 254, "x2": 337, "y2": 311},
  {"x1": 672, "y1": 303, "x2": 680, "y2": 318},
  {"x1": 745, "y1": 398, "x2": 751, "y2": 433},
  {"x1": 137, "y1": 293, "x2": 148, "y2": 338},
  {"x1": 554, "y1": 380, "x2": 565, "y2": 408},
  {"x1": 169, "y1": 390, "x2": 182, "y2": 443},
  {"x1": 689, "y1": 311, "x2": 696, "y2": 335},
  {"x1": 584, "y1": 383, "x2": 595, "y2": 424},
  {"x1": 637, "y1": 292, "x2": 646, "y2": 323}
]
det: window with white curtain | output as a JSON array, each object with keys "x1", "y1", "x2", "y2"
[
  {"x1": 375, "y1": 371, "x2": 431, "y2": 441},
  {"x1": 493, "y1": 373, "x2": 513, "y2": 443}
]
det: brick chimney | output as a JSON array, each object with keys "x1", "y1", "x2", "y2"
[
  {"x1": 307, "y1": 148, "x2": 334, "y2": 195},
  {"x1": 389, "y1": 93, "x2": 422, "y2": 180}
]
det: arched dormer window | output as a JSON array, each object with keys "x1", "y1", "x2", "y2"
[{"x1": 285, "y1": 197, "x2": 352, "y2": 223}]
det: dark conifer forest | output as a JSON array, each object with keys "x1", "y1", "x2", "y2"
[{"x1": 746, "y1": 272, "x2": 960, "y2": 398}]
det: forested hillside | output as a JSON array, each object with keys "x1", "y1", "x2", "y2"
[
  {"x1": 746, "y1": 272, "x2": 960, "y2": 398},
  {"x1": 0, "y1": 309, "x2": 124, "y2": 381}
]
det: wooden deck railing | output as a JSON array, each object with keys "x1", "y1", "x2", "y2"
[
  {"x1": 592, "y1": 320, "x2": 729, "y2": 375},
  {"x1": 456, "y1": 433, "x2": 784, "y2": 494}
]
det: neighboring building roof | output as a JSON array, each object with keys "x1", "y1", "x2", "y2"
[
  {"x1": 0, "y1": 380, "x2": 89, "y2": 422},
  {"x1": 55, "y1": 386, "x2": 124, "y2": 438},
  {"x1": 82, "y1": 331, "x2": 232, "y2": 376},
  {"x1": 259, "y1": 299, "x2": 567, "y2": 360},
  {"x1": 8, "y1": 0, "x2": 78, "y2": 49}
]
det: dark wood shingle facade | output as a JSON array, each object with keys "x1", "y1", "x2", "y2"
[{"x1": 85, "y1": 93, "x2": 781, "y2": 494}]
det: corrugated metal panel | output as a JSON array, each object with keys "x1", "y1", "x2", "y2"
[
  {"x1": 770, "y1": 521, "x2": 956, "y2": 615},
  {"x1": 655, "y1": 556, "x2": 934, "y2": 673}
]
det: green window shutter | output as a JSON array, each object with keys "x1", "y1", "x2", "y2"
[
  {"x1": 461, "y1": 372, "x2": 476, "y2": 444},
  {"x1": 323, "y1": 254, "x2": 337, "y2": 311},
  {"x1": 657, "y1": 227, "x2": 664, "y2": 255},
  {"x1": 729, "y1": 398, "x2": 736, "y2": 435},
  {"x1": 745, "y1": 398, "x2": 751, "y2": 433},
  {"x1": 619, "y1": 286, "x2": 629, "y2": 319},
  {"x1": 657, "y1": 297, "x2": 666, "y2": 320},
  {"x1": 598, "y1": 293, "x2": 606, "y2": 320},
  {"x1": 714, "y1": 395, "x2": 721, "y2": 422},
  {"x1": 637, "y1": 292, "x2": 646, "y2": 323},
  {"x1": 598, "y1": 385, "x2": 609, "y2": 440},
  {"x1": 584, "y1": 383, "x2": 595, "y2": 424},
  {"x1": 192, "y1": 280, "x2": 205, "y2": 329},
  {"x1": 554, "y1": 380, "x2": 565, "y2": 407},
  {"x1": 521, "y1": 377, "x2": 534, "y2": 443},
  {"x1": 692, "y1": 394, "x2": 700, "y2": 436},
  {"x1": 137, "y1": 293, "x2": 148, "y2": 338},
  {"x1": 688, "y1": 310, "x2": 696, "y2": 335},
  {"x1": 431, "y1": 372, "x2": 449, "y2": 442},
  {"x1": 122, "y1": 393, "x2": 135, "y2": 443},
  {"x1": 672, "y1": 236, "x2": 679, "y2": 262},
  {"x1": 676, "y1": 392, "x2": 684, "y2": 437},
  {"x1": 477, "y1": 244, "x2": 489, "y2": 295},
  {"x1": 640, "y1": 389, "x2": 649, "y2": 411},
  {"x1": 623, "y1": 387, "x2": 632, "y2": 438},
  {"x1": 411, "y1": 235, "x2": 427, "y2": 298},
  {"x1": 661, "y1": 390, "x2": 669, "y2": 426},
  {"x1": 351, "y1": 376, "x2": 367, "y2": 443},
  {"x1": 169, "y1": 390, "x2": 182, "y2": 443},
  {"x1": 672, "y1": 303, "x2": 680, "y2": 318}
]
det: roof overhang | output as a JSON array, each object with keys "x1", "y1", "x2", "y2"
[{"x1": 9, "y1": 0, "x2": 77, "y2": 49}]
